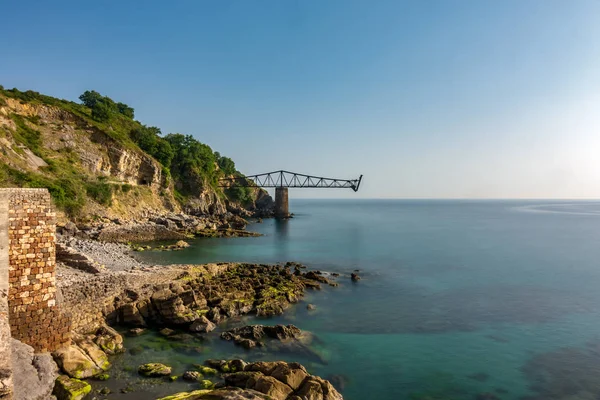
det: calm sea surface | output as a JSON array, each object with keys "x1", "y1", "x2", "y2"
[{"x1": 121, "y1": 200, "x2": 600, "y2": 399}]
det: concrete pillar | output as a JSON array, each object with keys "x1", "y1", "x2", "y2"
[
  {"x1": 0, "y1": 190, "x2": 12, "y2": 399},
  {"x1": 274, "y1": 187, "x2": 290, "y2": 219}
]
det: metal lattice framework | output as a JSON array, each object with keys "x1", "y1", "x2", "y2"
[{"x1": 219, "y1": 170, "x2": 363, "y2": 192}]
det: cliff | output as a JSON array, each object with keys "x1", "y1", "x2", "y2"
[{"x1": 0, "y1": 87, "x2": 272, "y2": 224}]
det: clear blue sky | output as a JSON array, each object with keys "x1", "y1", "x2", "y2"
[{"x1": 2, "y1": 0, "x2": 599, "y2": 198}]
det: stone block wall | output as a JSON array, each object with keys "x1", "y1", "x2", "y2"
[{"x1": 1, "y1": 189, "x2": 70, "y2": 352}]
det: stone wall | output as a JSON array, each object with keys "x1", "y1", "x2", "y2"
[
  {"x1": 58, "y1": 265, "x2": 191, "y2": 333},
  {"x1": 2, "y1": 189, "x2": 70, "y2": 352}
]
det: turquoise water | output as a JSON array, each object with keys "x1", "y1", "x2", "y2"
[{"x1": 131, "y1": 200, "x2": 600, "y2": 399}]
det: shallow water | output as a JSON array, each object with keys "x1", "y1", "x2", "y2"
[{"x1": 122, "y1": 200, "x2": 600, "y2": 399}]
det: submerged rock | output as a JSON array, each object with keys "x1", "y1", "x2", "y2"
[
  {"x1": 350, "y1": 273, "x2": 360, "y2": 282},
  {"x1": 189, "y1": 316, "x2": 216, "y2": 333},
  {"x1": 175, "y1": 240, "x2": 191, "y2": 248},
  {"x1": 52, "y1": 375, "x2": 92, "y2": 400},
  {"x1": 128, "y1": 328, "x2": 146, "y2": 336},
  {"x1": 183, "y1": 371, "x2": 203, "y2": 381},
  {"x1": 138, "y1": 363, "x2": 172, "y2": 377}
]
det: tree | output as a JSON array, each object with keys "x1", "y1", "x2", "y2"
[
  {"x1": 154, "y1": 140, "x2": 174, "y2": 168},
  {"x1": 79, "y1": 90, "x2": 103, "y2": 108},
  {"x1": 217, "y1": 155, "x2": 236, "y2": 175},
  {"x1": 117, "y1": 102, "x2": 134, "y2": 119},
  {"x1": 91, "y1": 102, "x2": 111, "y2": 122}
]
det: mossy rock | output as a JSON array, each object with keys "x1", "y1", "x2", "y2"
[
  {"x1": 198, "y1": 379, "x2": 214, "y2": 389},
  {"x1": 53, "y1": 375, "x2": 92, "y2": 400},
  {"x1": 196, "y1": 366, "x2": 218, "y2": 376},
  {"x1": 156, "y1": 390, "x2": 213, "y2": 400},
  {"x1": 95, "y1": 373, "x2": 110, "y2": 381},
  {"x1": 138, "y1": 363, "x2": 172, "y2": 377}
]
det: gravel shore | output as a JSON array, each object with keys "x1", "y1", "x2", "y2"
[{"x1": 58, "y1": 236, "x2": 148, "y2": 272}]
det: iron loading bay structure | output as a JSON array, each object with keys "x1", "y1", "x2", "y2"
[{"x1": 219, "y1": 170, "x2": 363, "y2": 218}]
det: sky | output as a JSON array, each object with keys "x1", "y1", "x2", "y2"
[{"x1": 1, "y1": 0, "x2": 600, "y2": 199}]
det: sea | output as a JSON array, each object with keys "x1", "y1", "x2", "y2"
[{"x1": 106, "y1": 200, "x2": 600, "y2": 400}]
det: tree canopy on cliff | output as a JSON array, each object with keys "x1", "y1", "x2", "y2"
[
  {"x1": 0, "y1": 85, "x2": 254, "y2": 215},
  {"x1": 79, "y1": 90, "x2": 135, "y2": 121}
]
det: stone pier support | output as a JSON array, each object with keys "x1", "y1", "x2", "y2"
[
  {"x1": 274, "y1": 187, "x2": 290, "y2": 219},
  {"x1": 2, "y1": 189, "x2": 70, "y2": 352}
]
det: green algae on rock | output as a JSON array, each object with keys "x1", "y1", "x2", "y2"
[
  {"x1": 156, "y1": 389, "x2": 213, "y2": 400},
  {"x1": 138, "y1": 363, "x2": 172, "y2": 377},
  {"x1": 52, "y1": 375, "x2": 92, "y2": 400}
]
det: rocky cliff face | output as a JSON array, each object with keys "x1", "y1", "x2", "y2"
[
  {"x1": 0, "y1": 98, "x2": 166, "y2": 189},
  {"x1": 0, "y1": 94, "x2": 270, "y2": 221}
]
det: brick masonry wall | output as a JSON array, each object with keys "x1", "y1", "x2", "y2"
[{"x1": 2, "y1": 189, "x2": 70, "y2": 352}]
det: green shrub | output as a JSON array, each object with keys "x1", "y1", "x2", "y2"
[
  {"x1": 86, "y1": 181, "x2": 113, "y2": 205},
  {"x1": 121, "y1": 184, "x2": 132, "y2": 193},
  {"x1": 226, "y1": 186, "x2": 252, "y2": 204}
]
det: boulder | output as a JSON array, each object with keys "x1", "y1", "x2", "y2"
[
  {"x1": 52, "y1": 375, "x2": 91, "y2": 400},
  {"x1": 11, "y1": 339, "x2": 59, "y2": 400},
  {"x1": 198, "y1": 379, "x2": 214, "y2": 389},
  {"x1": 295, "y1": 378, "x2": 323, "y2": 400},
  {"x1": 228, "y1": 359, "x2": 247, "y2": 372},
  {"x1": 52, "y1": 345, "x2": 104, "y2": 379},
  {"x1": 189, "y1": 316, "x2": 216, "y2": 333},
  {"x1": 138, "y1": 363, "x2": 172, "y2": 377},
  {"x1": 270, "y1": 362, "x2": 308, "y2": 390},
  {"x1": 263, "y1": 325, "x2": 302, "y2": 340},
  {"x1": 350, "y1": 273, "x2": 360, "y2": 282},
  {"x1": 223, "y1": 371, "x2": 263, "y2": 387},
  {"x1": 182, "y1": 371, "x2": 202, "y2": 381},
  {"x1": 175, "y1": 240, "x2": 190, "y2": 248},
  {"x1": 120, "y1": 302, "x2": 146, "y2": 326},
  {"x1": 304, "y1": 271, "x2": 331, "y2": 284},
  {"x1": 94, "y1": 325, "x2": 124, "y2": 355},
  {"x1": 196, "y1": 366, "x2": 218, "y2": 376},
  {"x1": 244, "y1": 362, "x2": 283, "y2": 376},
  {"x1": 207, "y1": 307, "x2": 223, "y2": 323},
  {"x1": 297, "y1": 376, "x2": 343, "y2": 400},
  {"x1": 249, "y1": 375, "x2": 293, "y2": 400},
  {"x1": 76, "y1": 340, "x2": 110, "y2": 371},
  {"x1": 220, "y1": 325, "x2": 301, "y2": 346}
]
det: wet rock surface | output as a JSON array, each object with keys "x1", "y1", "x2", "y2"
[
  {"x1": 220, "y1": 324, "x2": 303, "y2": 349},
  {"x1": 157, "y1": 360, "x2": 342, "y2": 400},
  {"x1": 110, "y1": 263, "x2": 338, "y2": 332},
  {"x1": 52, "y1": 375, "x2": 91, "y2": 400}
]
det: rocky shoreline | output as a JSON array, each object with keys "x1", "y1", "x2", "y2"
[
  {"x1": 39, "y1": 222, "x2": 351, "y2": 400},
  {"x1": 58, "y1": 210, "x2": 263, "y2": 244}
]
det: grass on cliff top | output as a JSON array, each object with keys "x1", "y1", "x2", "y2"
[{"x1": 0, "y1": 88, "x2": 140, "y2": 151}]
